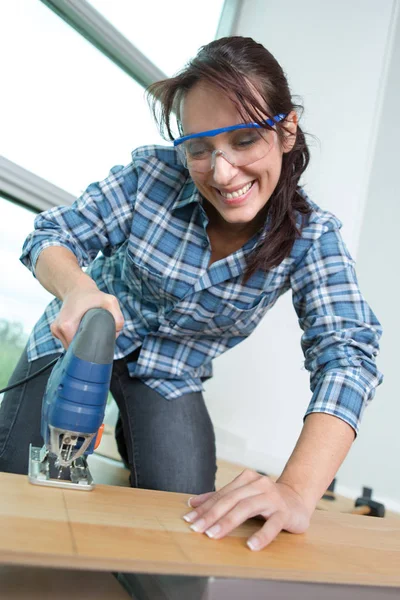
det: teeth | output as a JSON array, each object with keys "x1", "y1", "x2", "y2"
[{"x1": 220, "y1": 181, "x2": 253, "y2": 199}]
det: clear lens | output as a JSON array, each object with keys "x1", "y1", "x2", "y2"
[{"x1": 177, "y1": 128, "x2": 275, "y2": 173}]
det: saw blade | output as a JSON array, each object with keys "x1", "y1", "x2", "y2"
[{"x1": 48, "y1": 454, "x2": 72, "y2": 481}]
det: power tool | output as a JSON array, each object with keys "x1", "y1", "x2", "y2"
[{"x1": 28, "y1": 308, "x2": 116, "y2": 491}]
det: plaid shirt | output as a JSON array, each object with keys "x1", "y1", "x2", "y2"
[{"x1": 20, "y1": 145, "x2": 383, "y2": 433}]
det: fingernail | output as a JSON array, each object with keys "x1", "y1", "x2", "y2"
[
  {"x1": 205, "y1": 524, "x2": 221, "y2": 538},
  {"x1": 187, "y1": 497, "x2": 195, "y2": 507},
  {"x1": 190, "y1": 518, "x2": 206, "y2": 532},
  {"x1": 247, "y1": 537, "x2": 260, "y2": 551},
  {"x1": 183, "y1": 511, "x2": 198, "y2": 523}
]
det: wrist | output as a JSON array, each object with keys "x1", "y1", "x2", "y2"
[
  {"x1": 61, "y1": 271, "x2": 98, "y2": 300},
  {"x1": 276, "y1": 475, "x2": 318, "y2": 516}
]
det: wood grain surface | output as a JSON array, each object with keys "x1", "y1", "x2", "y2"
[
  {"x1": 97, "y1": 427, "x2": 400, "y2": 519},
  {"x1": 1, "y1": 472, "x2": 399, "y2": 587},
  {"x1": 214, "y1": 459, "x2": 400, "y2": 519}
]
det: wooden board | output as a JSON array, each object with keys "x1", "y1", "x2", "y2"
[
  {"x1": 215, "y1": 459, "x2": 400, "y2": 519},
  {"x1": 97, "y1": 430, "x2": 400, "y2": 519},
  {"x1": 1, "y1": 473, "x2": 399, "y2": 587}
]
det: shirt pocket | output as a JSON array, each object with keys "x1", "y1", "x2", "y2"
[
  {"x1": 122, "y1": 250, "x2": 166, "y2": 310},
  {"x1": 167, "y1": 292, "x2": 271, "y2": 338}
]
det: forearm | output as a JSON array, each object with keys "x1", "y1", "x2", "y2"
[
  {"x1": 35, "y1": 246, "x2": 98, "y2": 301},
  {"x1": 276, "y1": 412, "x2": 355, "y2": 514}
]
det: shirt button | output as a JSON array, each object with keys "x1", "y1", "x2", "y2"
[{"x1": 202, "y1": 240, "x2": 209, "y2": 248}]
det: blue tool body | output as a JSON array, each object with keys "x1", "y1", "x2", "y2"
[
  {"x1": 41, "y1": 308, "x2": 116, "y2": 459},
  {"x1": 42, "y1": 355, "x2": 112, "y2": 455}
]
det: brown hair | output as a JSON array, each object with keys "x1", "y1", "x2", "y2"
[{"x1": 146, "y1": 36, "x2": 311, "y2": 280}]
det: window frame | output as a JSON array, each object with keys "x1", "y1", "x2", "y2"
[
  {"x1": 0, "y1": 0, "x2": 242, "y2": 211},
  {"x1": 0, "y1": 156, "x2": 75, "y2": 213}
]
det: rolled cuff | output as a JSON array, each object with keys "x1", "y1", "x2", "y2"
[
  {"x1": 20, "y1": 240, "x2": 86, "y2": 278},
  {"x1": 304, "y1": 365, "x2": 382, "y2": 436}
]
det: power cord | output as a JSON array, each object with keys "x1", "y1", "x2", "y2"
[{"x1": 0, "y1": 357, "x2": 60, "y2": 394}]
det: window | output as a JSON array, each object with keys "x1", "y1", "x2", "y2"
[
  {"x1": 87, "y1": 0, "x2": 225, "y2": 76},
  {"x1": 0, "y1": 1, "x2": 165, "y2": 197},
  {"x1": 0, "y1": 197, "x2": 53, "y2": 391}
]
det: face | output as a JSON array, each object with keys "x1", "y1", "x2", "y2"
[{"x1": 180, "y1": 82, "x2": 297, "y2": 233}]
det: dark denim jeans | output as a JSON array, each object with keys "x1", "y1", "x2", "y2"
[{"x1": 0, "y1": 346, "x2": 217, "y2": 494}]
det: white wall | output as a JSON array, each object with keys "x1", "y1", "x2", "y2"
[
  {"x1": 334, "y1": 3, "x2": 400, "y2": 505},
  {"x1": 204, "y1": 0, "x2": 400, "y2": 510}
]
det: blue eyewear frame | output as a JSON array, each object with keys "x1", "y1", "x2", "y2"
[{"x1": 173, "y1": 113, "x2": 287, "y2": 147}]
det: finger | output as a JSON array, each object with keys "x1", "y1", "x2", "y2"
[
  {"x1": 187, "y1": 492, "x2": 214, "y2": 508},
  {"x1": 187, "y1": 469, "x2": 262, "y2": 511},
  {"x1": 104, "y1": 296, "x2": 124, "y2": 334},
  {"x1": 183, "y1": 490, "x2": 224, "y2": 522},
  {"x1": 184, "y1": 483, "x2": 264, "y2": 533},
  {"x1": 52, "y1": 317, "x2": 80, "y2": 342},
  {"x1": 58, "y1": 334, "x2": 69, "y2": 350},
  {"x1": 183, "y1": 470, "x2": 264, "y2": 523},
  {"x1": 224, "y1": 468, "x2": 262, "y2": 490},
  {"x1": 110, "y1": 311, "x2": 124, "y2": 338},
  {"x1": 114, "y1": 309, "x2": 124, "y2": 332},
  {"x1": 203, "y1": 493, "x2": 271, "y2": 540},
  {"x1": 57, "y1": 327, "x2": 76, "y2": 347},
  {"x1": 247, "y1": 511, "x2": 286, "y2": 551},
  {"x1": 50, "y1": 322, "x2": 69, "y2": 349}
]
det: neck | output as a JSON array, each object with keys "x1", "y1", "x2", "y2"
[{"x1": 204, "y1": 200, "x2": 267, "y2": 240}]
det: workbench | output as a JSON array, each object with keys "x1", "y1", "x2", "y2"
[
  {"x1": 1, "y1": 472, "x2": 399, "y2": 599},
  {"x1": 95, "y1": 424, "x2": 400, "y2": 517}
]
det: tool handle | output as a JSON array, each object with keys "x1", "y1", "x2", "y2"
[
  {"x1": 351, "y1": 505, "x2": 371, "y2": 516},
  {"x1": 73, "y1": 308, "x2": 116, "y2": 364}
]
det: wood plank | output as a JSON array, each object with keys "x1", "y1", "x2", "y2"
[
  {"x1": 97, "y1": 434, "x2": 400, "y2": 519},
  {"x1": 215, "y1": 459, "x2": 400, "y2": 519},
  {"x1": 1, "y1": 472, "x2": 399, "y2": 587}
]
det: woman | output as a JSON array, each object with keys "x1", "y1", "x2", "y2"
[{"x1": 0, "y1": 37, "x2": 382, "y2": 551}]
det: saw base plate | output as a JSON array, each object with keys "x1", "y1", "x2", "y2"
[{"x1": 28, "y1": 444, "x2": 95, "y2": 490}]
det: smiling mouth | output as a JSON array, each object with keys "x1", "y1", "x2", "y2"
[{"x1": 219, "y1": 181, "x2": 254, "y2": 199}]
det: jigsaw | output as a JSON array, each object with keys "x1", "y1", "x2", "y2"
[{"x1": 28, "y1": 308, "x2": 115, "y2": 490}]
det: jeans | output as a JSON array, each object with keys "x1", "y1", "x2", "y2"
[{"x1": 0, "y1": 346, "x2": 217, "y2": 494}]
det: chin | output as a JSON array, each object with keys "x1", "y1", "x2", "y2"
[
  {"x1": 221, "y1": 206, "x2": 262, "y2": 224},
  {"x1": 222, "y1": 213, "x2": 255, "y2": 225}
]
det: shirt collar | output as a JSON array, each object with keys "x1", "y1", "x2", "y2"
[{"x1": 172, "y1": 175, "x2": 201, "y2": 212}]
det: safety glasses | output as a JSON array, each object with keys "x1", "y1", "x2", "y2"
[{"x1": 174, "y1": 113, "x2": 286, "y2": 173}]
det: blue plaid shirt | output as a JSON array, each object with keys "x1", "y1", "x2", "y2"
[{"x1": 21, "y1": 145, "x2": 383, "y2": 433}]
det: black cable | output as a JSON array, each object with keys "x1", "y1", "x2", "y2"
[{"x1": 0, "y1": 357, "x2": 60, "y2": 394}]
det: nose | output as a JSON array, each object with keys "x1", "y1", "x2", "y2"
[{"x1": 212, "y1": 153, "x2": 238, "y2": 186}]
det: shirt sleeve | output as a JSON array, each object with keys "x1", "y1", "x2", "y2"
[
  {"x1": 290, "y1": 227, "x2": 383, "y2": 435},
  {"x1": 20, "y1": 162, "x2": 138, "y2": 276}
]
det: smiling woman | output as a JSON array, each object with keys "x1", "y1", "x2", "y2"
[
  {"x1": 180, "y1": 84, "x2": 290, "y2": 246},
  {"x1": 0, "y1": 36, "x2": 383, "y2": 553},
  {"x1": 147, "y1": 37, "x2": 311, "y2": 278}
]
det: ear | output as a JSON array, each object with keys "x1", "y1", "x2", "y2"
[{"x1": 281, "y1": 110, "x2": 298, "y2": 153}]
